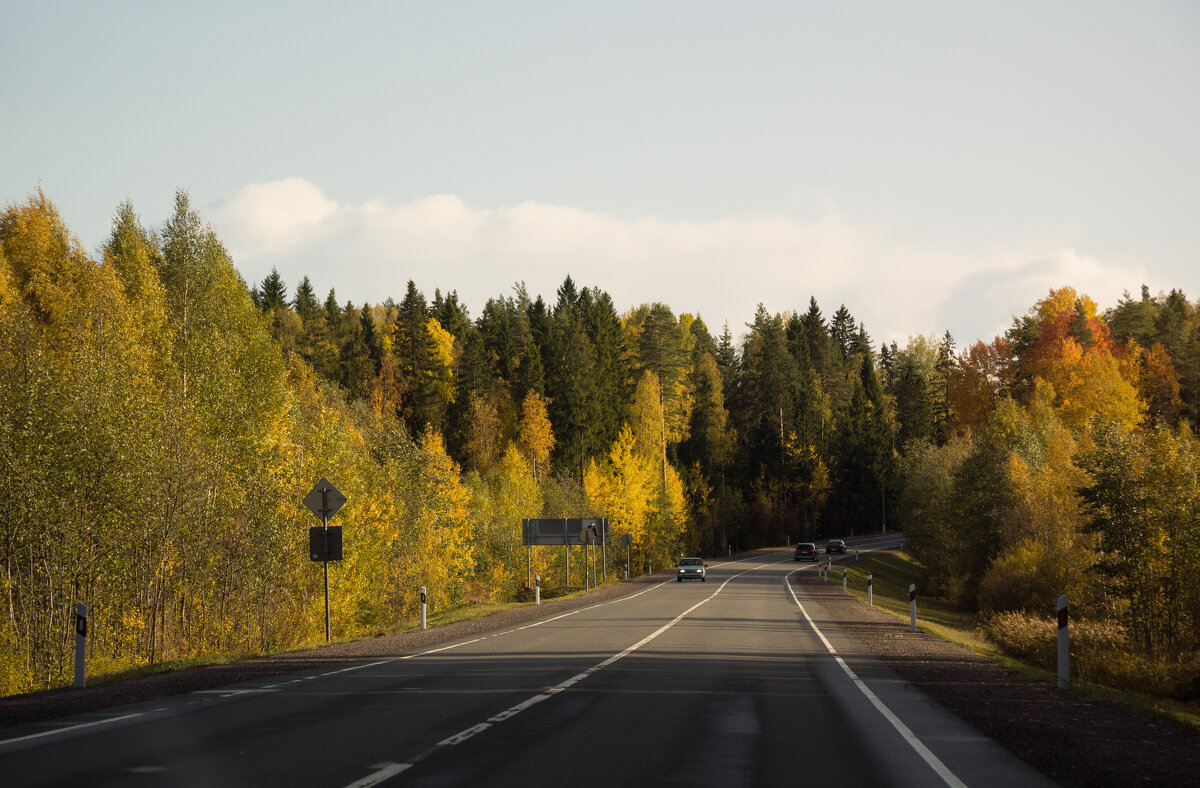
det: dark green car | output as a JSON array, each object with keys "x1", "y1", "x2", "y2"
[{"x1": 677, "y1": 557, "x2": 706, "y2": 582}]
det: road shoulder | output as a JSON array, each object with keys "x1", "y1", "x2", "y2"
[{"x1": 791, "y1": 562, "x2": 1200, "y2": 787}]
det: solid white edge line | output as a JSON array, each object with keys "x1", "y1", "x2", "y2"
[
  {"x1": 0, "y1": 712, "x2": 144, "y2": 747},
  {"x1": 783, "y1": 570, "x2": 967, "y2": 788}
]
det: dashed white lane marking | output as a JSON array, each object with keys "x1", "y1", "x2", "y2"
[
  {"x1": 783, "y1": 570, "x2": 967, "y2": 788},
  {"x1": 342, "y1": 557, "x2": 788, "y2": 787},
  {"x1": 342, "y1": 762, "x2": 412, "y2": 788}
]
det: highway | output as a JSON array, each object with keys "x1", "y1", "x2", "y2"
[{"x1": 0, "y1": 538, "x2": 1051, "y2": 787}]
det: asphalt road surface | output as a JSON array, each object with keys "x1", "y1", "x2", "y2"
[{"x1": 0, "y1": 539, "x2": 1052, "y2": 787}]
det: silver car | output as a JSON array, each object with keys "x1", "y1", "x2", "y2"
[{"x1": 677, "y1": 557, "x2": 706, "y2": 582}]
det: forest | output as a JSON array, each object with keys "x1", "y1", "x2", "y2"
[{"x1": 1, "y1": 189, "x2": 1198, "y2": 699}]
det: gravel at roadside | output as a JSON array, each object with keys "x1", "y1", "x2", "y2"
[{"x1": 793, "y1": 566, "x2": 1200, "y2": 787}]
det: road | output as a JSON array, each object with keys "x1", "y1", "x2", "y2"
[{"x1": 0, "y1": 538, "x2": 1051, "y2": 787}]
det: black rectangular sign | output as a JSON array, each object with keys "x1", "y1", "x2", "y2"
[
  {"x1": 309, "y1": 526, "x2": 344, "y2": 561},
  {"x1": 522, "y1": 518, "x2": 609, "y2": 546}
]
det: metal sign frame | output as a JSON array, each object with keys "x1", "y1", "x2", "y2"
[{"x1": 521, "y1": 518, "x2": 609, "y2": 546}]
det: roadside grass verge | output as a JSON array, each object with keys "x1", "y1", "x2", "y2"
[
  {"x1": 833, "y1": 549, "x2": 1200, "y2": 732},
  {"x1": 84, "y1": 653, "x2": 253, "y2": 687},
  {"x1": 836, "y1": 551, "x2": 996, "y2": 655}
]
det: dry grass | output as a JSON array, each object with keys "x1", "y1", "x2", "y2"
[
  {"x1": 984, "y1": 611, "x2": 1200, "y2": 702},
  {"x1": 842, "y1": 550, "x2": 1200, "y2": 729}
]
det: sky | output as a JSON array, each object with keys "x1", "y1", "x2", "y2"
[{"x1": 3, "y1": 1, "x2": 1198, "y2": 348}]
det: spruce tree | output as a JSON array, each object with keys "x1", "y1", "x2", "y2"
[
  {"x1": 933, "y1": 331, "x2": 955, "y2": 442},
  {"x1": 582, "y1": 287, "x2": 628, "y2": 459},
  {"x1": 259, "y1": 268, "x2": 287, "y2": 312},
  {"x1": 829, "y1": 304, "x2": 856, "y2": 360},
  {"x1": 292, "y1": 275, "x2": 318, "y2": 319}
]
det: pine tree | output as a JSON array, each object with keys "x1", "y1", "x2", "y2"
[
  {"x1": 582, "y1": 288, "x2": 627, "y2": 460},
  {"x1": 715, "y1": 321, "x2": 739, "y2": 399},
  {"x1": 891, "y1": 338, "x2": 936, "y2": 449},
  {"x1": 432, "y1": 289, "x2": 472, "y2": 340},
  {"x1": 324, "y1": 288, "x2": 343, "y2": 329},
  {"x1": 259, "y1": 268, "x2": 287, "y2": 312},
  {"x1": 799, "y1": 297, "x2": 830, "y2": 377},
  {"x1": 933, "y1": 330, "x2": 955, "y2": 442},
  {"x1": 829, "y1": 354, "x2": 892, "y2": 535},
  {"x1": 544, "y1": 281, "x2": 597, "y2": 476},
  {"x1": 829, "y1": 304, "x2": 856, "y2": 360},
  {"x1": 339, "y1": 305, "x2": 373, "y2": 397},
  {"x1": 393, "y1": 281, "x2": 440, "y2": 434},
  {"x1": 292, "y1": 275, "x2": 319, "y2": 319}
]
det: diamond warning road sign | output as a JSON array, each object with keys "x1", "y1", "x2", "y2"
[{"x1": 304, "y1": 478, "x2": 347, "y2": 522}]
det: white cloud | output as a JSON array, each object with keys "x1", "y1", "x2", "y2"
[
  {"x1": 212, "y1": 177, "x2": 339, "y2": 258},
  {"x1": 206, "y1": 178, "x2": 1148, "y2": 348},
  {"x1": 935, "y1": 249, "x2": 1148, "y2": 346}
]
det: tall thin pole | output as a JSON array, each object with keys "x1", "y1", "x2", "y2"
[
  {"x1": 601, "y1": 519, "x2": 607, "y2": 583},
  {"x1": 322, "y1": 488, "x2": 331, "y2": 643}
]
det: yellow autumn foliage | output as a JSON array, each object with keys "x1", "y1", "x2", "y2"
[{"x1": 518, "y1": 390, "x2": 555, "y2": 481}]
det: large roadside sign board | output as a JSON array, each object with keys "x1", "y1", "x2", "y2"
[{"x1": 522, "y1": 518, "x2": 609, "y2": 546}]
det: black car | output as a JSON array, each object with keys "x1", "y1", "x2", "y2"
[
  {"x1": 826, "y1": 539, "x2": 846, "y2": 554},
  {"x1": 794, "y1": 542, "x2": 818, "y2": 561}
]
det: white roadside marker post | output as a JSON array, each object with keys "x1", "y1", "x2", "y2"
[
  {"x1": 535, "y1": 574, "x2": 541, "y2": 606},
  {"x1": 909, "y1": 584, "x2": 917, "y2": 632},
  {"x1": 867, "y1": 573, "x2": 873, "y2": 606},
  {"x1": 420, "y1": 586, "x2": 428, "y2": 631},
  {"x1": 1057, "y1": 594, "x2": 1069, "y2": 690},
  {"x1": 842, "y1": 568, "x2": 847, "y2": 593},
  {"x1": 74, "y1": 602, "x2": 87, "y2": 688}
]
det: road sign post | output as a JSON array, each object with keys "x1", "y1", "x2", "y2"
[
  {"x1": 909, "y1": 584, "x2": 918, "y2": 632},
  {"x1": 74, "y1": 602, "x2": 87, "y2": 688},
  {"x1": 622, "y1": 532, "x2": 632, "y2": 579},
  {"x1": 304, "y1": 478, "x2": 347, "y2": 643},
  {"x1": 601, "y1": 518, "x2": 608, "y2": 583},
  {"x1": 581, "y1": 523, "x2": 598, "y2": 592},
  {"x1": 1057, "y1": 594, "x2": 1069, "y2": 690},
  {"x1": 421, "y1": 586, "x2": 428, "y2": 631}
]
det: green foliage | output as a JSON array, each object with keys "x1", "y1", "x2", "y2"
[
  {"x1": 896, "y1": 435, "x2": 973, "y2": 596},
  {"x1": 1081, "y1": 421, "x2": 1200, "y2": 656}
]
